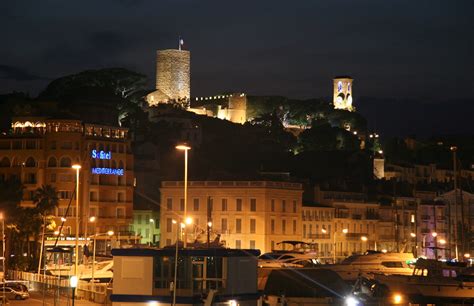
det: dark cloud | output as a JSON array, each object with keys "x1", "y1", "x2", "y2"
[
  {"x1": 0, "y1": 65, "x2": 48, "y2": 81},
  {"x1": 0, "y1": 0, "x2": 472, "y2": 100}
]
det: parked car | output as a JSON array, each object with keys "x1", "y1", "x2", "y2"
[{"x1": 0, "y1": 286, "x2": 30, "y2": 300}]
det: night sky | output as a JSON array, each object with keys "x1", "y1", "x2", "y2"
[{"x1": 1, "y1": 1, "x2": 473, "y2": 136}]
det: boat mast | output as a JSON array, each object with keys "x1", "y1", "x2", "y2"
[{"x1": 451, "y1": 146, "x2": 459, "y2": 260}]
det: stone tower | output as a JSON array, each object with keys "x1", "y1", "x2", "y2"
[
  {"x1": 147, "y1": 49, "x2": 190, "y2": 106},
  {"x1": 333, "y1": 76, "x2": 354, "y2": 111},
  {"x1": 227, "y1": 94, "x2": 247, "y2": 124}
]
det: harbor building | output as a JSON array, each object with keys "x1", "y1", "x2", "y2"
[
  {"x1": 159, "y1": 181, "x2": 303, "y2": 253},
  {"x1": 111, "y1": 248, "x2": 260, "y2": 305},
  {"x1": 0, "y1": 116, "x2": 135, "y2": 250}
]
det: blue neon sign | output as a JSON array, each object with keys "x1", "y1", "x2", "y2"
[
  {"x1": 91, "y1": 150, "x2": 112, "y2": 160},
  {"x1": 91, "y1": 167, "x2": 124, "y2": 176}
]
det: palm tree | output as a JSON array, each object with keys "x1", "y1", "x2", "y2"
[
  {"x1": 33, "y1": 185, "x2": 59, "y2": 215},
  {"x1": 32, "y1": 185, "x2": 59, "y2": 270},
  {"x1": 0, "y1": 179, "x2": 23, "y2": 271}
]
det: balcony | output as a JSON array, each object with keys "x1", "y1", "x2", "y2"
[
  {"x1": 345, "y1": 233, "x2": 368, "y2": 240},
  {"x1": 379, "y1": 235, "x2": 396, "y2": 240},
  {"x1": 307, "y1": 233, "x2": 330, "y2": 239},
  {"x1": 421, "y1": 215, "x2": 431, "y2": 221},
  {"x1": 335, "y1": 213, "x2": 349, "y2": 219},
  {"x1": 366, "y1": 214, "x2": 379, "y2": 220},
  {"x1": 352, "y1": 214, "x2": 362, "y2": 220}
]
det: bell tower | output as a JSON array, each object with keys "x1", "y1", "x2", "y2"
[{"x1": 333, "y1": 76, "x2": 354, "y2": 111}]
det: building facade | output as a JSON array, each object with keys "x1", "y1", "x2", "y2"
[
  {"x1": 131, "y1": 209, "x2": 160, "y2": 245},
  {"x1": 0, "y1": 116, "x2": 135, "y2": 245},
  {"x1": 159, "y1": 181, "x2": 303, "y2": 253}
]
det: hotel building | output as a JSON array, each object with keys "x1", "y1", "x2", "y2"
[
  {"x1": 159, "y1": 181, "x2": 303, "y2": 253},
  {"x1": 0, "y1": 116, "x2": 135, "y2": 249}
]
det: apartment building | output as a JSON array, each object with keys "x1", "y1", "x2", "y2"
[
  {"x1": 0, "y1": 116, "x2": 135, "y2": 246},
  {"x1": 159, "y1": 180, "x2": 303, "y2": 253}
]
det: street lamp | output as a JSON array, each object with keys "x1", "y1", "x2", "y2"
[
  {"x1": 72, "y1": 164, "x2": 81, "y2": 276},
  {"x1": 176, "y1": 144, "x2": 191, "y2": 248},
  {"x1": 70, "y1": 275, "x2": 78, "y2": 306},
  {"x1": 0, "y1": 212, "x2": 5, "y2": 305},
  {"x1": 171, "y1": 219, "x2": 185, "y2": 306},
  {"x1": 361, "y1": 235, "x2": 369, "y2": 252},
  {"x1": 410, "y1": 232, "x2": 416, "y2": 238},
  {"x1": 87, "y1": 216, "x2": 96, "y2": 265},
  {"x1": 333, "y1": 228, "x2": 348, "y2": 263}
]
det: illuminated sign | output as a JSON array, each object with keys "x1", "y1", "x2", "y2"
[
  {"x1": 91, "y1": 167, "x2": 124, "y2": 176},
  {"x1": 91, "y1": 150, "x2": 112, "y2": 160}
]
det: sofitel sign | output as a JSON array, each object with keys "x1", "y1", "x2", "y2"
[
  {"x1": 90, "y1": 150, "x2": 124, "y2": 176},
  {"x1": 91, "y1": 149, "x2": 112, "y2": 160}
]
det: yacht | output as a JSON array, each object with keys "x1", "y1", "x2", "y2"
[
  {"x1": 322, "y1": 251, "x2": 416, "y2": 281},
  {"x1": 370, "y1": 258, "x2": 474, "y2": 302},
  {"x1": 45, "y1": 260, "x2": 113, "y2": 282},
  {"x1": 258, "y1": 241, "x2": 320, "y2": 268}
]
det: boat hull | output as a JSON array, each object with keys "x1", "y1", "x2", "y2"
[{"x1": 374, "y1": 274, "x2": 474, "y2": 300}]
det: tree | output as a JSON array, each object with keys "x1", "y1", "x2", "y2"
[
  {"x1": 298, "y1": 121, "x2": 360, "y2": 152},
  {"x1": 38, "y1": 68, "x2": 147, "y2": 100},
  {"x1": 248, "y1": 111, "x2": 296, "y2": 152},
  {"x1": 31, "y1": 185, "x2": 59, "y2": 270},
  {"x1": 33, "y1": 185, "x2": 59, "y2": 215},
  {"x1": 0, "y1": 179, "x2": 23, "y2": 271}
]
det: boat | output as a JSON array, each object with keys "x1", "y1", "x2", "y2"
[
  {"x1": 258, "y1": 241, "x2": 321, "y2": 268},
  {"x1": 321, "y1": 251, "x2": 416, "y2": 282},
  {"x1": 369, "y1": 258, "x2": 474, "y2": 303},
  {"x1": 45, "y1": 260, "x2": 113, "y2": 282}
]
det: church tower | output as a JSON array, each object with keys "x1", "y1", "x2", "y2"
[{"x1": 333, "y1": 76, "x2": 354, "y2": 111}]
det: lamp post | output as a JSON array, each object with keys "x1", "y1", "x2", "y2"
[
  {"x1": 88, "y1": 216, "x2": 96, "y2": 267},
  {"x1": 432, "y1": 232, "x2": 438, "y2": 259},
  {"x1": 0, "y1": 212, "x2": 5, "y2": 305},
  {"x1": 70, "y1": 275, "x2": 78, "y2": 306},
  {"x1": 410, "y1": 232, "x2": 417, "y2": 257},
  {"x1": 176, "y1": 144, "x2": 191, "y2": 248},
  {"x1": 361, "y1": 236, "x2": 368, "y2": 252},
  {"x1": 172, "y1": 220, "x2": 184, "y2": 306},
  {"x1": 332, "y1": 228, "x2": 348, "y2": 263},
  {"x1": 72, "y1": 164, "x2": 81, "y2": 276}
]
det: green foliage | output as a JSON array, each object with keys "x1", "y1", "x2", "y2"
[
  {"x1": 33, "y1": 185, "x2": 59, "y2": 215},
  {"x1": 39, "y1": 68, "x2": 147, "y2": 100},
  {"x1": 298, "y1": 121, "x2": 360, "y2": 151},
  {"x1": 0, "y1": 182, "x2": 59, "y2": 271},
  {"x1": 246, "y1": 96, "x2": 367, "y2": 132},
  {"x1": 248, "y1": 111, "x2": 296, "y2": 152}
]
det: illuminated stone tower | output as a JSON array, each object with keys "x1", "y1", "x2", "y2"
[
  {"x1": 147, "y1": 49, "x2": 191, "y2": 106},
  {"x1": 333, "y1": 76, "x2": 354, "y2": 111}
]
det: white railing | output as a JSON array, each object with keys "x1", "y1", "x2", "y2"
[{"x1": 9, "y1": 270, "x2": 109, "y2": 303}]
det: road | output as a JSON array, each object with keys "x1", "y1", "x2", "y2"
[{"x1": 6, "y1": 291, "x2": 106, "y2": 305}]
